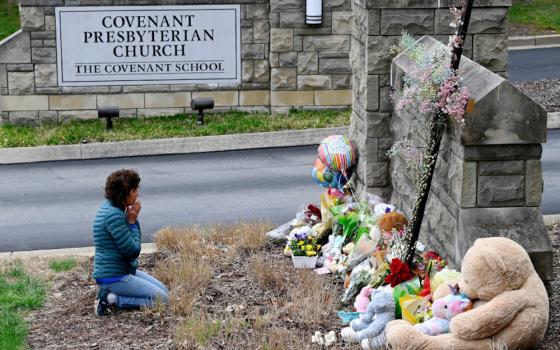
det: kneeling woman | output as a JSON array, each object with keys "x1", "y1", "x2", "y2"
[{"x1": 93, "y1": 169, "x2": 168, "y2": 316}]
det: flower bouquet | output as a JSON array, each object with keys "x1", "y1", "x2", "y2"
[{"x1": 290, "y1": 232, "x2": 321, "y2": 268}]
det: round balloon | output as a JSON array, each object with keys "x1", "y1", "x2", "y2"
[
  {"x1": 312, "y1": 158, "x2": 350, "y2": 189},
  {"x1": 317, "y1": 135, "x2": 357, "y2": 172}
]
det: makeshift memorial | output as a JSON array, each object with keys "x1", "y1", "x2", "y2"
[
  {"x1": 341, "y1": 287, "x2": 395, "y2": 349},
  {"x1": 414, "y1": 290, "x2": 472, "y2": 336},
  {"x1": 386, "y1": 237, "x2": 550, "y2": 349},
  {"x1": 267, "y1": 133, "x2": 458, "y2": 348}
]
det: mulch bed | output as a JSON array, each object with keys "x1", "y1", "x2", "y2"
[
  {"x1": 25, "y1": 245, "x2": 356, "y2": 349},
  {"x1": 514, "y1": 79, "x2": 560, "y2": 113},
  {"x1": 26, "y1": 253, "x2": 176, "y2": 350}
]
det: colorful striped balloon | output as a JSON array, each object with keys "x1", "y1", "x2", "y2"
[
  {"x1": 317, "y1": 135, "x2": 357, "y2": 172},
  {"x1": 312, "y1": 157, "x2": 348, "y2": 189}
]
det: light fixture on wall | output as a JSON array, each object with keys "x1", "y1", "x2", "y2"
[{"x1": 306, "y1": 0, "x2": 322, "y2": 25}]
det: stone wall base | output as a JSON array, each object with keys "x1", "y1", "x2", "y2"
[{"x1": 0, "y1": 89, "x2": 352, "y2": 124}]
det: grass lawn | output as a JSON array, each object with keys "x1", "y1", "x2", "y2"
[
  {"x1": 48, "y1": 258, "x2": 78, "y2": 273},
  {"x1": 510, "y1": 0, "x2": 560, "y2": 33},
  {"x1": 0, "y1": 0, "x2": 19, "y2": 41},
  {"x1": 0, "y1": 262, "x2": 47, "y2": 349},
  {"x1": 0, "y1": 109, "x2": 350, "y2": 148}
]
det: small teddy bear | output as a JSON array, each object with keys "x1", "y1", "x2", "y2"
[
  {"x1": 414, "y1": 290, "x2": 472, "y2": 336},
  {"x1": 377, "y1": 210, "x2": 408, "y2": 234},
  {"x1": 341, "y1": 287, "x2": 395, "y2": 350}
]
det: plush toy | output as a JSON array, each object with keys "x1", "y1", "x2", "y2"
[
  {"x1": 386, "y1": 237, "x2": 550, "y2": 349},
  {"x1": 377, "y1": 210, "x2": 408, "y2": 234},
  {"x1": 373, "y1": 203, "x2": 395, "y2": 217},
  {"x1": 354, "y1": 286, "x2": 373, "y2": 313},
  {"x1": 323, "y1": 234, "x2": 344, "y2": 272},
  {"x1": 414, "y1": 291, "x2": 472, "y2": 336},
  {"x1": 341, "y1": 287, "x2": 395, "y2": 350}
]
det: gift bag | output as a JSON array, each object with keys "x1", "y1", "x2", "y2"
[
  {"x1": 399, "y1": 295, "x2": 431, "y2": 324},
  {"x1": 393, "y1": 277, "x2": 422, "y2": 318}
]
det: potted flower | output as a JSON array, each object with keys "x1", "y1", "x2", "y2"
[{"x1": 289, "y1": 232, "x2": 321, "y2": 268}]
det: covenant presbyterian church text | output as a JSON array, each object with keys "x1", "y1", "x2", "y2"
[
  {"x1": 75, "y1": 13, "x2": 223, "y2": 75},
  {"x1": 82, "y1": 14, "x2": 215, "y2": 58}
]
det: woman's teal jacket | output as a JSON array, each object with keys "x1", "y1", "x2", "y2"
[{"x1": 92, "y1": 199, "x2": 141, "y2": 279}]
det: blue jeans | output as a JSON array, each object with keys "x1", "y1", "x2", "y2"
[{"x1": 99, "y1": 270, "x2": 169, "y2": 309}]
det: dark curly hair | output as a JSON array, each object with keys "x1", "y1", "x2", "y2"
[{"x1": 105, "y1": 169, "x2": 141, "y2": 210}]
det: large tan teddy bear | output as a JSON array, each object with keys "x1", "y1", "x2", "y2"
[{"x1": 386, "y1": 237, "x2": 549, "y2": 350}]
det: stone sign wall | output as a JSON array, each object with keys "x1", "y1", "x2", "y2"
[
  {"x1": 0, "y1": 0, "x2": 353, "y2": 124},
  {"x1": 389, "y1": 36, "x2": 552, "y2": 280},
  {"x1": 268, "y1": 0, "x2": 353, "y2": 113}
]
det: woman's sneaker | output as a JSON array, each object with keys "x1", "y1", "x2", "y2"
[{"x1": 94, "y1": 287, "x2": 111, "y2": 317}]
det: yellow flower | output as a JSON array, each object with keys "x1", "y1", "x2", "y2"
[
  {"x1": 316, "y1": 245, "x2": 321, "y2": 251},
  {"x1": 306, "y1": 251, "x2": 317, "y2": 256},
  {"x1": 305, "y1": 245, "x2": 314, "y2": 251},
  {"x1": 298, "y1": 240, "x2": 304, "y2": 246}
]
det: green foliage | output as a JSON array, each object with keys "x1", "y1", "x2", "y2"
[
  {"x1": 0, "y1": 0, "x2": 20, "y2": 41},
  {"x1": 48, "y1": 258, "x2": 78, "y2": 273},
  {"x1": 0, "y1": 110, "x2": 351, "y2": 148},
  {"x1": 510, "y1": 0, "x2": 560, "y2": 32},
  {"x1": 0, "y1": 308, "x2": 27, "y2": 350},
  {"x1": 0, "y1": 262, "x2": 47, "y2": 349}
]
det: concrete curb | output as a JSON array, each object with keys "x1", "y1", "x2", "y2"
[
  {"x1": 0, "y1": 127, "x2": 349, "y2": 165},
  {"x1": 0, "y1": 243, "x2": 156, "y2": 261},
  {"x1": 543, "y1": 214, "x2": 560, "y2": 227},
  {"x1": 509, "y1": 34, "x2": 560, "y2": 50}
]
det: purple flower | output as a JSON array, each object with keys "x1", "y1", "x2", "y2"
[
  {"x1": 385, "y1": 207, "x2": 392, "y2": 213},
  {"x1": 294, "y1": 232, "x2": 307, "y2": 241}
]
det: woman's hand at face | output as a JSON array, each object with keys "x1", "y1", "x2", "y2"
[{"x1": 126, "y1": 199, "x2": 142, "y2": 224}]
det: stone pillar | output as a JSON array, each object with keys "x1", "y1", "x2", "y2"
[
  {"x1": 349, "y1": 0, "x2": 511, "y2": 200},
  {"x1": 269, "y1": 0, "x2": 353, "y2": 113}
]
